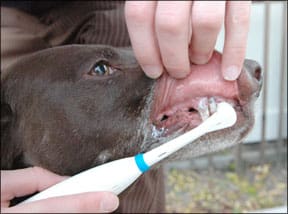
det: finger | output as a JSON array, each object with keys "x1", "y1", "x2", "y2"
[
  {"x1": 189, "y1": 1, "x2": 225, "y2": 64},
  {"x1": 155, "y1": 1, "x2": 192, "y2": 78},
  {"x1": 1, "y1": 167, "x2": 67, "y2": 201},
  {"x1": 7, "y1": 192, "x2": 119, "y2": 213},
  {"x1": 125, "y1": 1, "x2": 163, "y2": 79},
  {"x1": 222, "y1": 1, "x2": 251, "y2": 81}
]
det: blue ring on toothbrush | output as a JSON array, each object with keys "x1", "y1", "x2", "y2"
[{"x1": 135, "y1": 153, "x2": 150, "y2": 172}]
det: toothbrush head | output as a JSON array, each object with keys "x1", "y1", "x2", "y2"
[{"x1": 203, "y1": 102, "x2": 237, "y2": 133}]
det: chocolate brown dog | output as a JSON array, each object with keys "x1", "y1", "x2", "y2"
[
  {"x1": 1, "y1": 2, "x2": 263, "y2": 213},
  {"x1": 1, "y1": 46, "x2": 262, "y2": 214},
  {"x1": 1, "y1": 44, "x2": 262, "y2": 175}
]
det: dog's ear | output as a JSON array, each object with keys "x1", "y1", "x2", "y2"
[
  {"x1": 1, "y1": 101, "x2": 15, "y2": 169},
  {"x1": 1, "y1": 70, "x2": 27, "y2": 170},
  {"x1": 1, "y1": 100, "x2": 24, "y2": 169},
  {"x1": 1, "y1": 103, "x2": 13, "y2": 131}
]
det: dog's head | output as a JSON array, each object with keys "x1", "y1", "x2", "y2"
[{"x1": 1, "y1": 45, "x2": 262, "y2": 175}]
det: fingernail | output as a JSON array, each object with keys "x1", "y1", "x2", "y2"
[
  {"x1": 224, "y1": 65, "x2": 240, "y2": 81},
  {"x1": 100, "y1": 193, "x2": 119, "y2": 212},
  {"x1": 142, "y1": 65, "x2": 162, "y2": 79},
  {"x1": 190, "y1": 53, "x2": 211, "y2": 65},
  {"x1": 170, "y1": 70, "x2": 190, "y2": 79}
]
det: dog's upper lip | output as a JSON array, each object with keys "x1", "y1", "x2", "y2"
[
  {"x1": 149, "y1": 51, "x2": 262, "y2": 138},
  {"x1": 151, "y1": 52, "x2": 238, "y2": 123}
]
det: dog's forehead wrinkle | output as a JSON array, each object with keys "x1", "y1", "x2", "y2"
[
  {"x1": 88, "y1": 45, "x2": 119, "y2": 60},
  {"x1": 98, "y1": 46, "x2": 118, "y2": 59}
]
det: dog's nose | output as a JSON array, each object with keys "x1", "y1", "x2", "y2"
[
  {"x1": 244, "y1": 59, "x2": 262, "y2": 83},
  {"x1": 236, "y1": 59, "x2": 263, "y2": 102}
]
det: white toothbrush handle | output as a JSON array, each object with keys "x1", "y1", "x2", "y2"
[
  {"x1": 22, "y1": 157, "x2": 142, "y2": 203},
  {"x1": 144, "y1": 124, "x2": 205, "y2": 166}
]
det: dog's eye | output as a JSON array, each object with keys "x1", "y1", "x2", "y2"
[{"x1": 89, "y1": 62, "x2": 116, "y2": 76}]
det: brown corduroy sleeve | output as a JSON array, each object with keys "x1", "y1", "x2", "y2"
[
  {"x1": 1, "y1": 1, "x2": 166, "y2": 213},
  {"x1": 38, "y1": 1, "x2": 131, "y2": 47},
  {"x1": 116, "y1": 168, "x2": 166, "y2": 213}
]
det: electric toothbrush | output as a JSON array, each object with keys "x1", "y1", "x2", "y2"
[{"x1": 22, "y1": 102, "x2": 237, "y2": 203}]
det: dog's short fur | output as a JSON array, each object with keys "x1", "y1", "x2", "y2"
[{"x1": 1, "y1": 45, "x2": 262, "y2": 176}]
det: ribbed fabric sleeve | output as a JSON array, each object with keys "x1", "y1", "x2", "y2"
[{"x1": 1, "y1": 1, "x2": 166, "y2": 212}]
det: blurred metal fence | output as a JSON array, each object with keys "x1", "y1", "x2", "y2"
[{"x1": 224, "y1": 1, "x2": 287, "y2": 174}]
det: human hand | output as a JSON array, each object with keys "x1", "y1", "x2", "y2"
[
  {"x1": 1, "y1": 167, "x2": 119, "y2": 213},
  {"x1": 125, "y1": 1, "x2": 251, "y2": 80}
]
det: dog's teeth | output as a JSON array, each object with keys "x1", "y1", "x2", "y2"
[
  {"x1": 198, "y1": 97, "x2": 209, "y2": 121},
  {"x1": 208, "y1": 97, "x2": 217, "y2": 114},
  {"x1": 151, "y1": 125, "x2": 165, "y2": 138}
]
